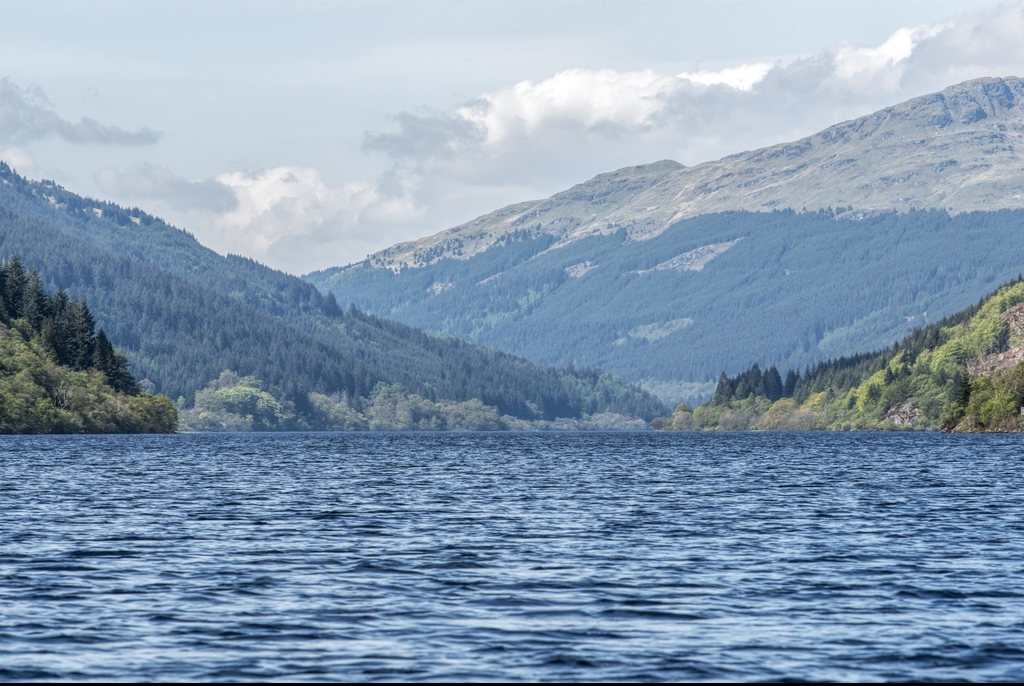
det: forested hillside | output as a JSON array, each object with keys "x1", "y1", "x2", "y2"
[
  {"x1": 1, "y1": 257, "x2": 177, "y2": 433},
  {"x1": 658, "y1": 279, "x2": 1024, "y2": 432},
  {"x1": 308, "y1": 208, "x2": 1024, "y2": 405},
  {"x1": 0, "y1": 162, "x2": 663, "y2": 423}
]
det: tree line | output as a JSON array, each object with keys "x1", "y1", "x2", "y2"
[{"x1": 1, "y1": 256, "x2": 137, "y2": 393}]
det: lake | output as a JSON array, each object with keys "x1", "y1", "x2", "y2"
[{"x1": 2, "y1": 431, "x2": 1023, "y2": 681}]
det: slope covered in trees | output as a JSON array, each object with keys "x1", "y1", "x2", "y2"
[
  {"x1": 0, "y1": 163, "x2": 663, "y2": 423},
  {"x1": 308, "y1": 208, "x2": 1024, "y2": 406},
  {"x1": 657, "y1": 279, "x2": 1024, "y2": 431},
  {"x1": 1, "y1": 257, "x2": 177, "y2": 433}
]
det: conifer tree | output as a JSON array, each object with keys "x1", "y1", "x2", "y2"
[
  {"x1": 94, "y1": 328, "x2": 138, "y2": 394},
  {"x1": 43, "y1": 287, "x2": 72, "y2": 366},
  {"x1": 67, "y1": 299, "x2": 97, "y2": 371},
  {"x1": 0, "y1": 267, "x2": 7, "y2": 322},
  {"x1": 21, "y1": 269, "x2": 49, "y2": 332},
  {"x1": 1, "y1": 255, "x2": 27, "y2": 320},
  {"x1": 713, "y1": 371, "x2": 733, "y2": 404},
  {"x1": 763, "y1": 366, "x2": 784, "y2": 401},
  {"x1": 783, "y1": 370, "x2": 799, "y2": 398}
]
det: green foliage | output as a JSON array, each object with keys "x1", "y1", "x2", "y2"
[
  {"x1": 954, "y1": 363, "x2": 1024, "y2": 431},
  {"x1": 0, "y1": 163, "x2": 664, "y2": 423},
  {"x1": 180, "y1": 371, "x2": 295, "y2": 431},
  {"x1": 307, "y1": 391, "x2": 368, "y2": 431},
  {"x1": 179, "y1": 371, "x2": 643, "y2": 431},
  {"x1": 657, "y1": 279, "x2": 1024, "y2": 432},
  {"x1": 0, "y1": 314, "x2": 176, "y2": 434},
  {"x1": 1, "y1": 256, "x2": 136, "y2": 393},
  {"x1": 364, "y1": 382, "x2": 506, "y2": 431}
]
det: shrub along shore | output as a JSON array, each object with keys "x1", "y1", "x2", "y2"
[{"x1": 654, "y1": 279, "x2": 1024, "y2": 432}]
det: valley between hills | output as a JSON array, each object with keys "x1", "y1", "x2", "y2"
[{"x1": 5, "y1": 77, "x2": 1024, "y2": 431}]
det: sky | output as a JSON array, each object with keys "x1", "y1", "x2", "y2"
[{"x1": 2, "y1": 0, "x2": 1023, "y2": 274}]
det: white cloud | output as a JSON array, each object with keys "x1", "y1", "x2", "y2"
[
  {"x1": 370, "y1": 5, "x2": 1024, "y2": 167},
  {"x1": 0, "y1": 78, "x2": 160, "y2": 146},
  {"x1": 453, "y1": 63, "x2": 774, "y2": 147},
  {"x1": 359, "y1": 5, "x2": 1024, "y2": 238},
  {"x1": 834, "y1": 26, "x2": 931, "y2": 79},
  {"x1": 95, "y1": 163, "x2": 422, "y2": 274},
  {"x1": 211, "y1": 166, "x2": 417, "y2": 260},
  {"x1": 678, "y1": 63, "x2": 774, "y2": 91},
  {"x1": 92, "y1": 3, "x2": 1024, "y2": 274},
  {"x1": 0, "y1": 146, "x2": 35, "y2": 176},
  {"x1": 457, "y1": 69, "x2": 679, "y2": 143}
]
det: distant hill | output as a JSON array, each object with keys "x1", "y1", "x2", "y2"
[
  {"x1": 307, "y1": 77, "x2": 1024, "y2": 406},
  {"x1": 0, "y1": 163, "x2": 664, "y2": 423}
]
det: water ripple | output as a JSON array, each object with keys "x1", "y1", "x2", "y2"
[{"x1": 2, "y1": 431, "x2": 1024, "y2": 681}]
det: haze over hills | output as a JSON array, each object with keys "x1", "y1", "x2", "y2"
[
  {"x1": 308, "y1": 77, "x2": 1024, "y2": 407},
  {"x1": 355, "y1": 76, "x2": 1024, "y2": 272}
]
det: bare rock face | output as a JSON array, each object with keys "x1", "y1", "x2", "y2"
[
  {"x1": 366, "y1": 77, "x2": 1024, "y2": 272},
  {"x1": 967, "y1": 302, "x2": 1024, "y2": 376},
  {"x1": 887, "y1": 402, "x2": 924, "y2": 428}
]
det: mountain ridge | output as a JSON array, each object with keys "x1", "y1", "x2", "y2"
[{"x1": 343, "y1": 76, "x2": 1024, "y2": 273}]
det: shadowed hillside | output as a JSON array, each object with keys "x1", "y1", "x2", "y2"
[{"x1": 0, "y1": 163, "x2": 664, "y2": 423}]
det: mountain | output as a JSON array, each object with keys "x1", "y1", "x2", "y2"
[
  {"x1": 307, "y1": 77, "x2": 1024, "y2": 406},
  {"x1": 0, "y1": 163, "x2": 664, "y2": 423},
  {"x1": 348, "y1": 76, "x2": 1024, "y2": 272},
  {"x1": 659, "y1": 277, "x2": 1024, "y2": 432}
]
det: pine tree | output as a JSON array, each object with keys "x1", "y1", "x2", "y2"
[
  {"x1": 763, "y1": 366, "x2": 784, "y2": 401},
  {"x1": 950, "y1": 368, "x2": 971, "y2": 408},
  {"x1": 0, "y1": 266, "x2": 7, "y2": 322},
  {"x1": 783, "y1": 370, "x2": 799, "y2": 398},
  {"x1": 94, "y1": 328, "x2": 138, "y2": 394},
  {"x1": 43, "y1": 287, "x2": 72, "y2": 366},
  {"x1": 734, "y1": 363, "x2": 762, "y2": 399},
  {"x1": 713, "y1": 371, "x2": 733, "y2": 404},
  {"x1": 21, "y1": 268, "x2": 49, "y2": 333},
  {"x1": 2, "y1": 256, "x2": 27, "y2": 319},
  {"x1": 67, "y1": 299, "x2": 96, "y2": 371}
]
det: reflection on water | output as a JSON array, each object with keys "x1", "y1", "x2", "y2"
[{"x1": 2, "y1": 431, "x2": 1023, "y2": 681}]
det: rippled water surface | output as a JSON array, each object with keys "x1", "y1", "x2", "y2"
[{"x1": 3, "y1": 431, "x2": 1024, "y2": 681}]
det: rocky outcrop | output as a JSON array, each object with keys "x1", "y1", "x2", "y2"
[
  {"x1": 886, "y1": 402, "x2": 923, "y2": 428},
  {"x1": 968, "y1": 302, "x2": 1024, "y2": 375}
]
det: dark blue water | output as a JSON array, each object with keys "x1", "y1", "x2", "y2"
[{"x1": 2, "y1": 432, "x2": 1023, "y2": 681}]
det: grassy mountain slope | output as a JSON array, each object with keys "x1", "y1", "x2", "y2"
[
  {"x1": 0, "y1": 163, "x2": 664, "y2": 422},
  {"x1": 307, "y1": 207, "x2": 1024, "y2": 404},
  {"x1": 333, "y1": 77, "x2": 1024, "y2": 272},
  {"x1": 661, "y1": 279, "x2": 1024, "y2": 432}
]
